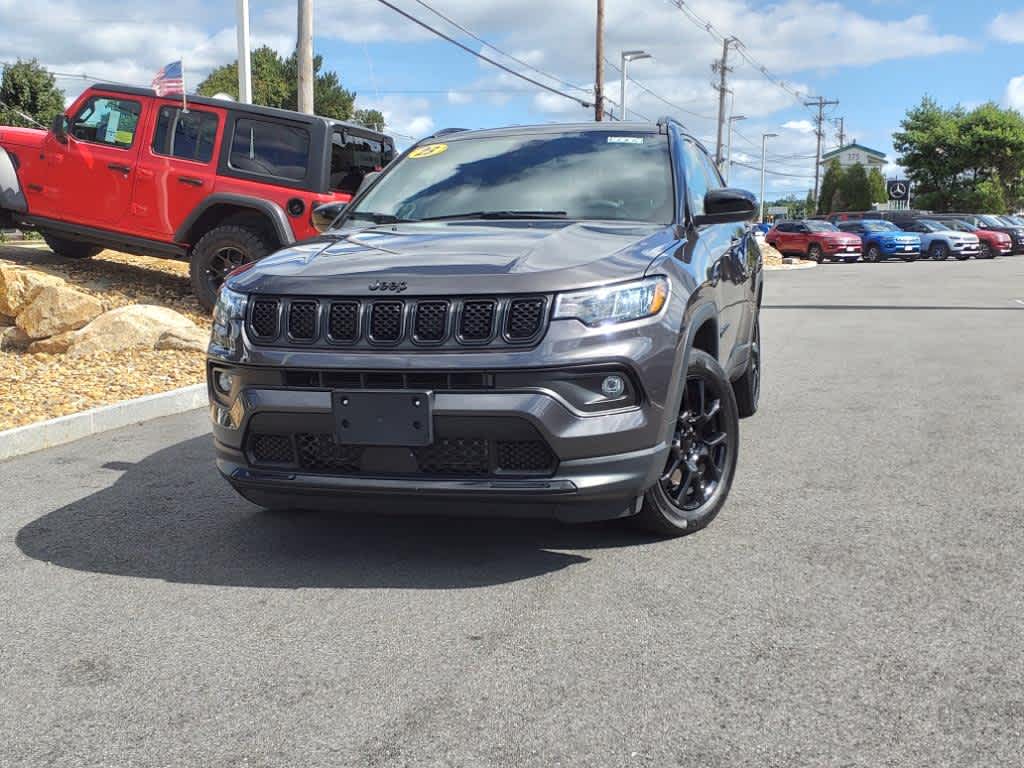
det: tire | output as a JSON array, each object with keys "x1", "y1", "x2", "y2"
[
  {"x1": 865, "y1": 244, "x2": 881, "y2": 263},
  {"x1": 808, "y1": 243, "x2": 824, "y2": 263},
  {"x1": 636, "y1": 349, "x2": 740, "y2": 537},
  {"x1": 930, "y1": 242, "x2": 948, "y2": 261},
  {"x1": 976, "y1": 243, "x2": 996, "y2": 260},
  {"x1": 843, "y1": 257, "x2": 859, "y2": 263},
  {"x1": 190, "y1": 224, "x2": 275, "y2": 312},
  {"x1": 42, "y1": 233, "x2": 102, "y2": 260}
]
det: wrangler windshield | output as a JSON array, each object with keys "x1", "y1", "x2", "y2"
[{"x1": 342, "y1": 131, "x2": 674, "y2": 226}]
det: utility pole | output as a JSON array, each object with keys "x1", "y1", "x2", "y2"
[
  {"x1": 712, "y1": 37, "x2": 736, "y2": 168},
  {"x1": 760, "y1": 133, "x2": 778, "y2": 223},
  {"x1": 835, "y1": 116, "x2": 846, "y2": 147},
  {"x1": 805, "y1": 95, "x2": 839, "y2": 208},
  {"x1": 725, "y1": 113, "x2": 746, "y2": 183},
  {"x1": 594, "y1": 0, "x2": 605, "y2": 121},
  {"x1": 297, "y1": 0, "x2": 315, "y2": 115},
  {"x1": 236, "y1": 0, "x2": 252, "y2": 103}
]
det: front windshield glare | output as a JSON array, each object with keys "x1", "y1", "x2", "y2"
[
  {"x1": 806, "y1": 221, "x2": 838, "y2": 232},
  {"x1": 344, "y1": 131, "x2": 674, "y2": 226}
]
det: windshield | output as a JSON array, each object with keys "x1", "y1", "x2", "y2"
[
  {"x1": 341, "y1": 131, "x2": 674, "y2": 226},
  {"x1": 946, "y1": 219, "x2": 975, "y2": 232},
  {"x1": 862, "y1": 221, "x2": 899, "y2": 232},
  {"x1": 1000, "y1": 215, "x2": 1024, "y2": 226},
  {"x1": 805, "y1": 221, "x2": 838, "y2": 232},
  {"x1": 978, "y1": 215, "x2": 1006, "y2": 227},
  {"x1": 917, "y1": 219, "x2": 945, "y2": 232}
]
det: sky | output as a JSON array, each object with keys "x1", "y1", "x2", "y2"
[{"x1": 2, "y1": 0, "x2": 1023, "y2": 200}]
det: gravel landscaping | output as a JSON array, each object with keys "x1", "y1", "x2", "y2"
[{"x1": 0, "y1": 244, "x2": 208, "y2": 431}]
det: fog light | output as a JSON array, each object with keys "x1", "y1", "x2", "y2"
[
  {"x1": 216, "y1": 370, "x2": 234, "y2": 395},
  {"x1": 601, "y1": 375, "x2": 626, "y2": 399}
]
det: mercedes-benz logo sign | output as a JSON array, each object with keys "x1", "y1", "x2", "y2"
[{"x1": 888, "y1": 181, "x2": 908, "y2": 200}]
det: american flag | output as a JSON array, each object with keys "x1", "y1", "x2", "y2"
[{"x1": 152, "y1": 60, "x2": 185, "y2": 97}]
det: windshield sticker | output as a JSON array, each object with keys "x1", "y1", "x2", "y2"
[
  {"x1": 409, "y1": 143, "x2": 448, "y2": 159},
  {"x1": 607, "y1": 136, "x2": 644, "y2": 144}
]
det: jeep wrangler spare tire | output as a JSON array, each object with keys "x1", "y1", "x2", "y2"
[
  {"x1": 190, "y1": 224, "x2": 274, "y2": 311},
  {"x1": 42, "y1": 233, "x2": 102, "y2": 260}
]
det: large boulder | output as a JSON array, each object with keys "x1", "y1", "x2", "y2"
[
  {"x1": 68, "y1": 304, "x2": 200, "y2": 358},
  {"x1": 16, "y1": 285, "x2": 104, "y2": 340},
  {"x1": 0, "y1": 325, "x2": 31, "y2": 351},
  {"x1": 155, "y1": 326, "x2": 209, "y2": 353},
  {"x1": 28, "y1": 330, "x2": 79, "y2": 355},
  {"x1": 0, "y1": 265, "x2": 65, "y2": 316}
]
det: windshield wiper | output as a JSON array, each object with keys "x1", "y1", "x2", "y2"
[{"x1": 415, "y1": 210, "x2": 569, "y2": 221}]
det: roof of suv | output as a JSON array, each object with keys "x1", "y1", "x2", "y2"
[
  {"x1": 422, "y1": 120, "x2": 670, "y2": 142},
  {"x1": 90, "y1": 83, "x2": 390, "y2": 137}
]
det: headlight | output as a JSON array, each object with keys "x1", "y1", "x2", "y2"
[
  {"x1": 553, "y1": 277, "x2": 669, "y2": 327},
  {"x1": 211, "y1": 286, "x2": 248, "y2": 352}
]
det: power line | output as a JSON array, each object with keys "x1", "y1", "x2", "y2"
[
  {"x1": 409, "y1": 0, "x2": 589, "y2": 94},
  {"x1": 369, "y1": 0, "x2": 591, "y2": 110},
  {"x1": 731, "y1": 160, "x2": 816, "y2": 179},
  {"x1": 603, "y1": 57, "x2": 715, "y2": 123}
]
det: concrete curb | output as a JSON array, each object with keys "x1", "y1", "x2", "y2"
[
  {"x1": 765, "y1": 260, "x2": 818, "y2": 271},
  {"x1": 0, "y1": 384, "x2": 207, "y2": 461}
]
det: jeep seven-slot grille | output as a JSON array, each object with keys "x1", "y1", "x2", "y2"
[{"x1": 247, "y1": 296, "x2": 548, "y2": 349}]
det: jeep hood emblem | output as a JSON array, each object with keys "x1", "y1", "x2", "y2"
[{"x1": 369, "y1": 280, "x2": 408, "y2": 293}]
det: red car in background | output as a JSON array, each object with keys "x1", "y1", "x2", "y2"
[
  {"x1": 938, "y1": 218, "x2": 1013, "y2": 259},
  {"x1": 765, "y1": 219, "x2": 863, "y2": 263}
]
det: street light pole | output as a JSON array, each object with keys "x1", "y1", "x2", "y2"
[
  {"x1": 760, "y1": 132, "x2": 778, "y2": 223},
  {"x1": 725, "y1": 113, "x2": 746, "y2": 183},
  {"x1": 297, "y1": 0, "x2": 315, "y2": 114},
  {"x1": 619, "y1": 50, "x2": 651, "y2": 121},
  {"x1": 236, "y1": 0, "x2": 252, "y2": 103}
]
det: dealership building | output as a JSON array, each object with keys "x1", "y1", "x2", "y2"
[{"x1": 820, "y1": 142, "x2": 887, "y2": 172}]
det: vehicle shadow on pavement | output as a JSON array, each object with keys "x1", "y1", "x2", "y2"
[{"x1": 15, "y1": 436, "x2": 660, "y2": 590}]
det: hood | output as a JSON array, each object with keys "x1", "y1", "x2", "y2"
[
  {"x1": 229, "y1": 220, "x2": 673, "y2": 296},
  {"x1": 0, "y1": 126, "x2": 47, "y2": 149}
]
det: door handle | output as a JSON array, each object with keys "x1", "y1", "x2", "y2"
[
  {"x1": 107, "y1": 163, "x2": 131, "y2": 174},
  {"x1": 177, "y1": 177, "x2": 204, "y2": 187}
]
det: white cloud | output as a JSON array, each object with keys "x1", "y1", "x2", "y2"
[
  {"x1": 989, "y1": 11, "x2": 1024, "y2": 43},
  {"x1": 447, "y1": 90, "x2": 473, "y2": 105},
  {"x1": 783, "y1": 120, "x2": 816, "y2": 134},
  {"x1": 1006, "y1": 76, "x2": 1024, "y2": 111}
]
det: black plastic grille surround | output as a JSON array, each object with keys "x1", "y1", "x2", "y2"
[
  {"x1": 328, "y1": 301, "x2": 359, "y2": 342},
  {"x1": 506, "y1": 298, "x2": 546, "y2": 340},
  {"x1": 414, "y1": 301, "x2": 448, "y2": 342},
  {"x1": 250, "y1": 299, "x2": 280, "y2": 339},
  {"x1": 459, "y1": 300, "x2": 496, "y2": 341},
  {"x1": 288, "y1": 300, "x2": 318, "y2": 340},
  {"x1": 250, "y1": 434, "x2": 295, "y2": 465},
  {"x1": 246, "y1": 296, "x2": 548, "y2": 349},
  {"x1": 369, "y1": 301, "x2": 403, "y2": 342}
]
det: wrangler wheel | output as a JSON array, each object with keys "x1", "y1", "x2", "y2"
[
  {"x1": 190, "y1": 224, "x2": 275, "y2": 312},
  {"x1": 637, "y1": 349, "x2": 739, "y2": 537}
]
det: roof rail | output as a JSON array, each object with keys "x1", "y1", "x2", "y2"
[{"x1": 430, "y1": 128, "x2": 470, "y2": 138}]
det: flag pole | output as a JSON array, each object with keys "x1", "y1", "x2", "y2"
[{"x1": 181, "y1": 59, "x2": 188, "y2": 113}]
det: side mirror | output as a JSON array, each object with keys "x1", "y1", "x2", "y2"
[
  {"x1": 312, "y1": 201, "x2": 347, "y2": 233},
  {"x1": 51, "y1": 114, "x2": 68, "y2": 144},
  {"x1": 356, "y1": 170, "x2": 381, "y2": 196},
  {"x1": 693, "y1": 188, "x2": 757, "y2": 226}
]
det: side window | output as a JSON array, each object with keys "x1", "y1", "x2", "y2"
[
  {"x1": 69, "y1": 97, "x2": 142, "y2": 149},
  {"x1": 776, "y1": 223, "x2": 792, "y2": 233},
  {"x1": 681, "y1": 140, "x2": 710, "y2": 217},
  {"x1": 152, "y1": 107, "x2": 219, "y2": 163},
  {"x1": 229, "y1": 119, "x2": 310, "y2": 181},
  {"x1": 330, "y1": 130, "x2": 389, "y2": 194},
  {"x1": 699, "y1": 152, "x2": 725, "y2": 191}
]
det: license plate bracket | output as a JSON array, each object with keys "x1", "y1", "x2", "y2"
[{"x1": 333, "y1": 390, "x2": 433, "y2": 447}]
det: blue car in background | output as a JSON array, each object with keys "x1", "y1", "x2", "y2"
[{"x1": 836, "y1": 220, "x2": 921, "y2": 262}]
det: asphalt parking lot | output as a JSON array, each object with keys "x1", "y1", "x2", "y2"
[{"x1": 2, "y1": 257, "x2": 1023, "y2": 767}]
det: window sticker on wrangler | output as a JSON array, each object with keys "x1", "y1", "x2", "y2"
[{"x1": 69, "y1": 97, "x2": 141, "y2": 149}]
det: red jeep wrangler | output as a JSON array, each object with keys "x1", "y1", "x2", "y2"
[{"x1": 0, "y1": 84, "x2": 394, "y2": 309}]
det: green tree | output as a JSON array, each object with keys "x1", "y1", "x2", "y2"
[
  {"x1": 817, "y1": 159, "x2": 843, "y2": 214},
  {"x1": 868, "y1": 167, "x2": 888, "y2": 205},
  {"x1": 0, "y1": 59, "x2": 65, "y2": 128},
  {"x1": 838, "y1": 162, "x2": 872, "y2": 211},
  {"x1": 804, "y1": 189, "x2": 815, "y2": 218},
  {"x1": 198, "y1": 47, "x2": 380, "y2": 128}
]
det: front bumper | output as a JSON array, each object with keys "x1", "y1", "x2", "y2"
[
  {"x1": 879, "y1": 242, "x2": 920, "y2": 257},
  {"x1": 208, "y1": 309, "x2": 688, "y2": 521}
]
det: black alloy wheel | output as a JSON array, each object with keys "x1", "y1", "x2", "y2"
[
  {"x1": 930, "y1": 242, "x2": 948, "y2": 261},
  {"x1": 638, "y1": 349, "x2": 740, "y2": 537},
  {"x1": 207, "y1": 246, "x2": 247, "y2": 288},
  {"x1": 189, "y1": 223, "x2": 274, "y2": 312}
]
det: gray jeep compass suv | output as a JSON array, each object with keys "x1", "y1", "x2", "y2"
[{"x1": 207, "y1": 119, "x2": 763, "y2": 536}]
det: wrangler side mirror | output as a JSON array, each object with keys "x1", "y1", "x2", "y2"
[{"x1": 51, "y1": 114, "x2": 68, "y2": 144}]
